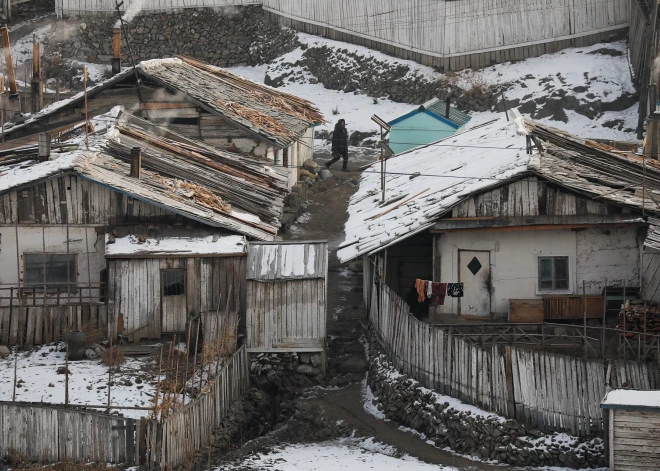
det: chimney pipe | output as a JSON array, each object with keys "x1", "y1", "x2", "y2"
[
  {"x1": 445, "y1": 97, "x2": 450, "y2": 118},
  {"x1": 111, "y1": 27, "x2": 121, "y2": 76},
  {"x1": 31, "y1": 35, "x2": 42, "y2": 113},
  {"x1": 130, "y1": 147, "x2": 142, "y2": 178},
  {"x1": 38, "y1": 133, "x2": 51, "y2": 162}
]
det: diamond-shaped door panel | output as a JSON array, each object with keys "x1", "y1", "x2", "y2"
[{"x1": 467, "y1": 257, "x2": 482, "y2": 276}]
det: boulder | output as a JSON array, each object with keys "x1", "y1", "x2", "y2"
[
  {"x1": 319, "y1": 168, "x2": 334, "y2": 181},
  {"x1": 302, "y1": 159, "x2": 320, "y2": 172},
  {"x1": 0, "y1": 345, "x2": 9, "y2": 356}
]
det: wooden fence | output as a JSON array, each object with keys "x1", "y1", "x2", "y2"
[
  {"x1": 147, "y1": 345, "x2": 250, "y2": 468},
  {"x1": 55, "y1": 0, "x2": 629, "y2": 70},
  {"x1": 367, "y1": 267, "x2": 660, "y2": 436},
  {"x1": 0, "y1": 402, "x2": 138, "y2": 464},
  {"x1": 0, "y1": 303, "x2": 107, "y2": 346}
]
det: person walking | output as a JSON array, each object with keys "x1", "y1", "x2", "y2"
[{"x1": 326, "y1": 119, "x2": 349, "y2": 172}]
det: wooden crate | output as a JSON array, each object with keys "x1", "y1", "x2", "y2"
[
  {"x1": 509, "y1": 299, "x2": 544, "y2": 323},
  {"x1": 543, "y1": 295, "x2": 603, "y2": 320}
]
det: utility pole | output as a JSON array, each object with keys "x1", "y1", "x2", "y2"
[
  {"x1": 638, "y1": 0, "x2": 660, "y2": 139},
  {"x1": 371, "y1": 114, "x2": 393, "y2": 203}
]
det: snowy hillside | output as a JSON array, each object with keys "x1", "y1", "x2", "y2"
[{"x1": 229, "y1": 36, "x2": 638, "y2": 141}]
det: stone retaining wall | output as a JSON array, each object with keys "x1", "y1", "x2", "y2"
[
  {"x1": 367, "y1": 351, "x2": 607, "y2": 468},
  {"x1": 250, "y1": 352, "x2": 324, "y2": 394},
  {"x1": 47, "y1": 6, "x2": 298, "y2": 68}
]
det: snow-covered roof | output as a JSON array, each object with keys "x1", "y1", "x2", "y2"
[
  {"x1": 106, "y1": 234, "x2": 247, "y2": 257},
  {"x1": 388, "y1": 98, "x2": 471, "y2": 129},
  {"x1": 338, "y1": 117, "x2": 530, "y2": 262},
  {"x1": 601, "y1": 389, "x2": 660, "y2": 410},
  {"x1": 2, "y1": 57, "x2": 324, "y2": 149},
  {"x1": 339, "y1": 112, "x2": 660, "y2": 263},
  {"x1": 0, "y1": 107, "x2": 290, "y2": 241},
  {"x1": 247, "y1": 242, "x2": 328, "y2": 280}
]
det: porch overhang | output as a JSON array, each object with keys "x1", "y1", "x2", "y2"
[{"x1": 430, "y1": 214, "x2": 647, "y2": 233}]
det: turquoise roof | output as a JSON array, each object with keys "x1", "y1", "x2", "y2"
[{"x1": 388, "y1": 98, "x2": 471, "y2": 128}]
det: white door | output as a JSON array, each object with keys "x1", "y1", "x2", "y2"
[{"x1": 458, "y1": 250, "x2": 491, "y2": 318}]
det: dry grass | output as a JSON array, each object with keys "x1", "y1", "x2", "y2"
[
  {"x1": 202, "y1": 317, "x2": 238, "y2": 366},
  {"x1": 100, "y1": 346, "x2": 125, "y2": 367},
  {"x1": 6, "y1": 451, "x2": 112, "y2": 470},
  {"x1": 79, "y1": 321, "x2": 103, "y2": 346}
]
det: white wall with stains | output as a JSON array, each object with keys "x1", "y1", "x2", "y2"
[
  {"x1": 0, "y1": 226, "x2": 106, "y2": 306},
  {"x1": 434, "y1": 225, "x2": 643, "y2": 319}
]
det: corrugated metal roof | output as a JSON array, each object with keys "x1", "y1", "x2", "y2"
[
  {"x1": 247, "y1": 242, "x2": 328, "y2": 280},
  {"x1": 424, "y1": 98, "x2": 472, "y2": 128}
]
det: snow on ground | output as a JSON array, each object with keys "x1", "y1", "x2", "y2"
[
  {"x1": 228, "y1": 63, "x2": 412, "y2": 134},
  {"x1": 214, "y1": 438, "x2": 457, "y2": 471},
  {"x1": 0, "y1": 344, "x2": 159, "y2": 419},
  {"x1": 230, "y1": 38, "x2": 638, "y2": 141},
  {"x1": 12, "y1": 23, "x2": 52, "y2": 66}
]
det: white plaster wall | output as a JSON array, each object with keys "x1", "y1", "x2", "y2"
[
  {"x1": 435, "y1": 226, "x2": 642, "y2": 318},
  {"x1": 0, "y1": 226, "x2": 106, "y2": 306}
]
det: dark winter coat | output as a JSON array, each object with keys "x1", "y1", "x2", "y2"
[{"x1": 331, "y1": 124, "x2": 349, "y2": 155}]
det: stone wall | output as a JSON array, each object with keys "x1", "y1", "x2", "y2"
[
  {"x1": 367, "y1": 351, "x2": 607, "y2": 468},
  {"x1": 46, "y1": 6, "x2": 298, "y2": 68},
  {"x1": 250, "y1": 352, "x2": 324, "y2": 394}
]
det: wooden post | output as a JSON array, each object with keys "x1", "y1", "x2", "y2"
[
  {"x1": 583, "y1": 280, "x2": 587, "y2": 359},
  {"x1": 107, "y1": 361, "x2": 112, "y2": 412},
  {"x1": 192, "y1": 319, "x2": 201, "y2": 395},
  {"x1": 65, "y1": 341, "x2": 69, "y2": 405},
  {"x1": 12, "y1": 347, "x2": 17, "y2": 401},
  {"x1": 83, "y1": 65, "x2": 88, "y2": 148},
  {"x1": 602, "y1": 279, "x2": 607, "y2": 359},
  {"x1": 1, "y1": 26, "x2": 17, "y2": 97},
  {"x1": 112, "y1": 27, "x2": 122, "y2": 75},
  {"x1": 623, "y1": 280, "x2": 627, "y2": 360},
  {"x1": 638, "y1": 0, "x2": 660, "y2": 139},
  {"x1": 30, "y1": 35, "x2": 42, "y2": 113},
  {"x1": 153, "y1": 346, "x2": 163, "y2": 417}
]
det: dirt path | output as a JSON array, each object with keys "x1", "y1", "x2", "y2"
[
  {"x1": 280, "y1": 151, "x2": 515, "y2": 470},
  {"x1": 304, "y1": 383, "x2": 513, "y2": 471}
]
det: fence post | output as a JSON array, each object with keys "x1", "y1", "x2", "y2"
[
  {"x1": 504, "y1": 345, "x2": 516, "y2": 418},
  {"x1": 602, "y1": 279, "x2": 607, "y2": 359},
  {"x1": 583, "y1": 280, "x2": 587, "y2": 359}
]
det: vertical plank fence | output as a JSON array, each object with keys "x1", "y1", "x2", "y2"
[
  {"x1": 0, "y1": 403, "x2": 136, "y2": 464},
  {"x1": 370, "y1": 278, "x2": 660, "y2": 436},
  {"x1": 149, "y1": 345, "x2": 250, "y2": 469}
]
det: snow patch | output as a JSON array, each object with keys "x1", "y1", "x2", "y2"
[{"x1": 106, "y1": 234, "x2": 247, "y2": 257}]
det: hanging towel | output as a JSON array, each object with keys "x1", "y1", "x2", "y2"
[
  {"x1": 415, "y1": 279, "x2": 426, "y2": 303},
  {"x1": 447, "y1": 283, "x2": 464, "y2": 298},
  {"x1": 427, "y1": 280, "x2": 433, "y2": 298},
  {"x1": 431, "y1": 282, "x2": 447, "y2": 305}
]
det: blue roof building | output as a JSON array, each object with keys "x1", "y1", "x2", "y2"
[{"x1": 387, "y1": 98, "x2": 471, "y2": 154}]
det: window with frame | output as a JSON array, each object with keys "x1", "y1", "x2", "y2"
[
  {"x1": 162, "y1": 270, "x2": 185, "y2": 297},
  {"x1": 538, "y1": 256, "x2": 569, "y2": 291},
  {"x1": 24, "y1": 254, "x2": 77, "y2": 290}
]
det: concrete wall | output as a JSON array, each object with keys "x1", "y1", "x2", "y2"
[
  {"x1": 435, "y1": 226, "x2": 643, "y2": 319},
  {"x1": 0, "y1": 225, "x2": 105, "y2": 306}
]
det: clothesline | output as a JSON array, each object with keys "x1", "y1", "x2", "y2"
[{"x1": 415, "y1": 279, "x2": 464, "y2": 306}]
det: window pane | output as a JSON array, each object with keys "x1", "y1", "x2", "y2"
[
  {"x1": 163, "y1": 270, "x2": 185, "y2": 297},
  {"x1": 538, "y1": 258, "x2": 553, "y2": 290},
  {"x1": 25, "y1": 253, "x2": 76, "y2": 289},
  {"x1": 554, "y1": 257, "x2": 569, "y2": 290}
]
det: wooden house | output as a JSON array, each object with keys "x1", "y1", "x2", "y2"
[
  {"x1": 3, "y1": 56, "x2": 324, "y2": 189},
  {"x1": 388, "y1": 98, "x2": 471, "y2": 154},
  {"x1": 246, "y1": 241, "x2": 327, "y2": 355},
  {"x1": 339, "y1": 112, "x2": 659, "y2": 321},
  {"x1": 601, "y1": 389, "x2": 660, "y2": 470},
  {"x1": 0, "y1": 107, "x2": 290, "y2": 345}
]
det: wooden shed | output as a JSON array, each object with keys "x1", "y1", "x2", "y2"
[
  {"x1": 106, "y1": 234, "x2": 247, "y2": 341},
  {"x1": 601, "y1": 389, "x2": 660, "y2": 470},
  {"x1": 246, "y1": 241, "x2": 327, "y2": 353}
]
